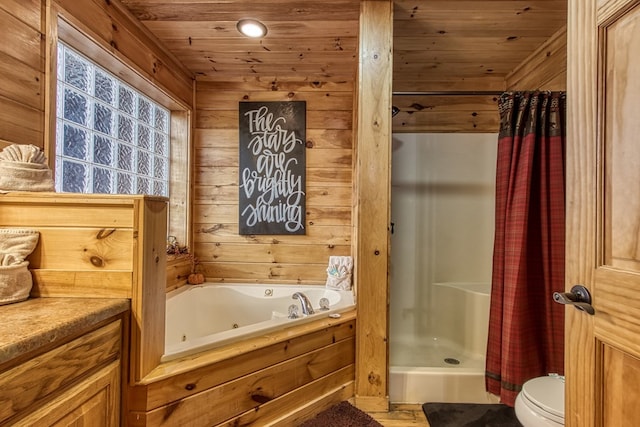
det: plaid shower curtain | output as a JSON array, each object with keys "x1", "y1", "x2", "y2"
[{"x1": 485, "y1": 91, "x2": 566, "y2": 406}]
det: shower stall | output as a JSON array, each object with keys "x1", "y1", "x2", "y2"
[{"x1": 389, "y1": 133, "x2": 498, "y2": 404}]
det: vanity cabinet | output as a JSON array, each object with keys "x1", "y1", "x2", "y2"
[
  {"x1": 15, "y1": 362, "x2": 120, "y2": 427},
  {"x1": 14, "y1": 360, "x2": 120, "y2": 426},
  {"x1": 0, "y1": 192, "x2": 167, "y2": 381},
  {"x1": 0, "y1": 299, "x2": 128, "y2": 426}
]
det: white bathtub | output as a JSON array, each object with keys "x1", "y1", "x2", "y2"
[
  {"x1": 162, "y1": 283, "x2": 355, "y2": 362},
  {"x1": 390, "y1": 282, "x2": 497, "y2": 404}
]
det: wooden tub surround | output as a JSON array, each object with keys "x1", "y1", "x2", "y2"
[
  {"x1": 0, "y1": 192, "x2": 357, "y2": 426},
  {"x1": 128, "y1": 311, "x2": 356, "y2": 426}
]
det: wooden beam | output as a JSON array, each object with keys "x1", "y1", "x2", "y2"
[
  {"x1": 565, "y1": 0, "x2": 597, "y2": 425},
  {"x1": 354, "y1": 0, "x2": 392, "y2": 412}
]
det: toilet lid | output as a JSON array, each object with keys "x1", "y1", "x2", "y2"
[{"x1": 522, "y1": 376, "x2": 565, "y2": 419}]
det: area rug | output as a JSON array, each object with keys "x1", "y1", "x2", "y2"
[
  {"x1": 299, "y1": 401, "x2": 383, "y2": 427},
  {"x1": 422, "y1": 402, "x2": 522, "y2": 427}
]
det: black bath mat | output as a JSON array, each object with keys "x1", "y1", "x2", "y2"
[
  {"x1": 299, "y1": 401, "x2": 382, "y2": 427},
  {"x1": 422, "y1": 402, "x2": 522, "y2": 427}
]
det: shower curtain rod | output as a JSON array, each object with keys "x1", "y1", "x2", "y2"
[{"x1": 393, "y1": 91, "x2": 504, "y2": 96}]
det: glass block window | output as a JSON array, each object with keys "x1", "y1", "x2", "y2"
[{"x1": 55, "y1": 43, "x2": 170, "y2": 196}]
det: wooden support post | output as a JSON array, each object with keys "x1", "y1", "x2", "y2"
[{"x1": 353, "y1": 0, "x2": 393, "y2": 412}]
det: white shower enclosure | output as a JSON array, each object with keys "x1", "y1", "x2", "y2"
[{"x1": 389, "y1": 133, "x2": 498, "y2": 404}]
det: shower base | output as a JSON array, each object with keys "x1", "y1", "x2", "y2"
[
  {"x1": 389, "y1": 336, "x2": 498, "y2": 404},
  {"x1": 391, "y1": 336, "x2": 484, "y2": 369}
]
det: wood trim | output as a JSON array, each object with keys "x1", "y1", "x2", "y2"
[
  {"x1": 43, "y1": 0, "x2": 57, "y2": 169},
  {"x1": 131, "y1": 198, "x2": 168, "y2": 382},
  {"x1": 354, "y1": 0, "x2": 392, "y2": 411},
  {"x1": 353, "y1": 395, "x2": 391, "y2": 413},
  {"x1": 137, "y1": 312, "x2": 356, "y2": 385},
  {"x1": 169, "y1": 110, "x2": 192, "y2": 249},
  {"x1": 506, "y1": 24, "x2": 567, "y2": 91},
  {"x1": 565, "y1": 0, "x2": 598, "y2": 425},
  {"x1": 597, "y1": 0, "x2": 640, "y2": 24}
]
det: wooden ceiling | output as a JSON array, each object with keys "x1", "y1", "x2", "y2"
[
  {"x1": 120, "y1": 0, "x2": 567, "y2": 91},
  {"x1": 393, "y1": 0, "x2": 567, "y2": 92},
  {"x1": 119, "y1": 0, "x2": 361, "y2": 82}
]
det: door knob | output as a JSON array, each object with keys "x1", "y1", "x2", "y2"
[{"x1": 553, "y1": 285, "x2": 595, "y2": 315}]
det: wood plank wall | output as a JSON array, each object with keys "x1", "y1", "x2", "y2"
[
  {"x1": 391, "y1": 94, "x2": 500, "y2": 133},
  {"x1": 1, "y1": 1, "x2": 569, "y2": 420},
  {"x1": 391, "y1": 25, "x2": 568, "y2": 134},
  {"x1": 53, "y1": 0, "x2": 193, "y2": 108},
  {"x1": 0, "y1": 0, "x2": 44, "y2": 149},
  {"x1": 2, "y1": 0, "x2": 194, "y2": 276},
  {"x1": 193, "y1": 78, "x2": 354, "y2": 284},
  {"x1": 0, "y1": 0, "x2": 193, "y2": 150}
]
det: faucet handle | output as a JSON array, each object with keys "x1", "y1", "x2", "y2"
[
  {"x1": 288, "y1": 304, "x2": 299, "y2": 319},
  {"x1": 319, "y1": 297, "x2": 330, "y2": 311}
]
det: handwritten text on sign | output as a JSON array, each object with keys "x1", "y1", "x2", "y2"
[{"x1": 239, "y1": 101, "x2": 306, "y2": 235}]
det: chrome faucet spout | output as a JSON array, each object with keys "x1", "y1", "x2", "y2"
[{"x1": 292, "y1": 292, "x2": 315, "y2": 315}]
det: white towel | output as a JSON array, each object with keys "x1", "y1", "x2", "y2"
[
  {"x1": 0, "y1": 144, "x2": 55, "y2": 192},
  {"x1": 325, "y1": 256, "x2": 353, "y2": 291},
  {"x1": 0, "y1": 261, "x2": 33, "y2": 305},
  {"x1": 0, "y1": 228, "x2": 39, "y2": 305},
  {"x1": 0, "y1": 144, "x2": 48, "y2": 163},
  {"x1": 0, "y1": 229, "x2": 40, "y2": 266}
]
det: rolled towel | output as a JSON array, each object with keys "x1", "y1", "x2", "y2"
[
  {"x1": 0, "y1": 144, "x2": 47, "y2": 163},
  {"x1": 0, "y1": 229, "x2": 40, "y2": 265},
  {"x1": 0, "y1": 228, "x2": 39, "y2": 305},
  {"x1": 0, "y1": 261, "x2": 33, "y2": 305},
  {"x1": 0, "y1": 144, "x2": 54, "y2": 192}
]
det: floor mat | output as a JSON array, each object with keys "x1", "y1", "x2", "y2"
[
  {"x1": 422, "y1": 402, "x2": 522, "y2": 427},
  {"x1": 299, "y1": 401, "x2": 383, "y2": 427}
]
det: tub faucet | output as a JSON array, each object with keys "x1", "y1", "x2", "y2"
[{"x1": 292, "y1": 292, "x2": 315, "y2": 315}]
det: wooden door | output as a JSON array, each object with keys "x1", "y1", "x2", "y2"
[{"x1": 566, "y1": 0, "x2": 640, "y2": 425}]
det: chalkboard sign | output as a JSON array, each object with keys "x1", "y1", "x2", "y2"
[{"x1": 238, "y1": 101, "x2": 306, "y2": 235}]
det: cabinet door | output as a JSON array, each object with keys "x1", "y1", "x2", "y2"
[
  {"x1": 15, "y1": 360, "x2": 120, "y2": 427},
  {"x1": 566, "y1": 0, "x2": 640, "y2": 425}
]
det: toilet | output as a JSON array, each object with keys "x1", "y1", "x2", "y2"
[{"x1": 514, "y1": 375, "x2": 565, "y2": 426}]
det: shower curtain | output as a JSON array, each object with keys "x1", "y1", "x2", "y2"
[{"x1": 485, "y1": 91, "x2": 566, "y2": 407}]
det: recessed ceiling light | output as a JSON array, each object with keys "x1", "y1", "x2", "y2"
[{"x1": 237, "y1": 19, "x2": 268, "y2": 38}]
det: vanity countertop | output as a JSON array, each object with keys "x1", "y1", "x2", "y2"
[{"x1": 0, "y1": 297, "x2": 129, "y2": 365}]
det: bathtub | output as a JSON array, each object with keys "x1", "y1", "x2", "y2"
[
  {"x1": 162, "y1": 283, "x2": 355, "y2": 362},
  {"x1": 390, "y1": 282, "x2": 498, "y2": 404}
]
